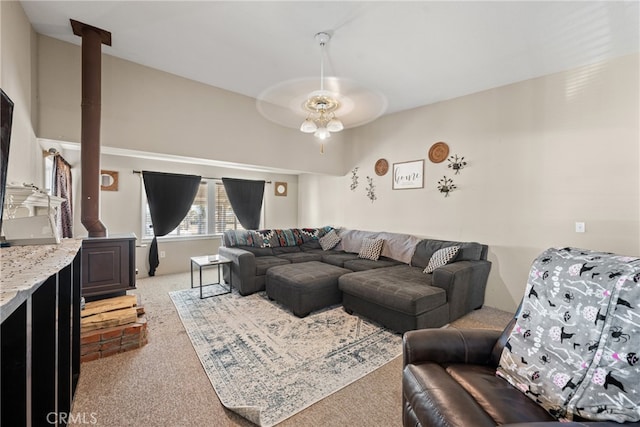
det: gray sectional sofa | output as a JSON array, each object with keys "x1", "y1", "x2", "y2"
[{"x1": 218, "y1": 227, "x2": 491, "y2": 333}]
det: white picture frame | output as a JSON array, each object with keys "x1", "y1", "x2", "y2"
[{"x1": 392, "y1": 160, "x2": 424, "y2": 190}]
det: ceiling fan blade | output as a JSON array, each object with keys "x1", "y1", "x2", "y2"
[{"x1": 256, "y1": 77, "x2": 386, "y2": 130}]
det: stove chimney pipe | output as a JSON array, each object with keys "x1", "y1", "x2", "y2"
[{"x1": 71, "y1": 19, "x2": 111, "y2": 237}]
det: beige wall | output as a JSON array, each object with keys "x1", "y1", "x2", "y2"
[
  {"x1": 0, "y1": 1, "x2": 42, "y2": 187},
  {"x1": 36, "y1": 35, "x2": 347, "y2": 176},
  {"x1": 299, "y1": 53, "x2": 640, "y2": 312}
]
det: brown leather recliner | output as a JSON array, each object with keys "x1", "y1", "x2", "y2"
[{"x1": 402, "y1": 318, "x2": 640, "y2": 427}]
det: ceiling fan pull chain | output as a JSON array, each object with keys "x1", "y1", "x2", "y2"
[{"x1": 319, "y1": 37, "x2": 325, "y2": 92}]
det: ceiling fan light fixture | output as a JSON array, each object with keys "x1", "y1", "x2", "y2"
[
  {"x1": 300, "y1": 31, "x2": 345, "y2": 150},
  {"x1": 326, "y1": 117, "x2": 343, "y2": 132},
  {"x1": 314, "y1": 127, "x2": 331, "y2": 140},
  {"x1": 300, "y1": 118, "x2": 318, "y2": 133},
  {"x1": 255, "y1": 33, "x2": 388, "y2": 142}
]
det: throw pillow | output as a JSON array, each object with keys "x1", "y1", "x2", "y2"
[
  {"x1": 319, "y1": 229, "x2": 341, "y2": 251},
  {"x1": 358, "y1": 238, "x2": 384, "y2": 261},
  {"x1": 423, "y1": 246, "x2": 459, "y2": 273}
]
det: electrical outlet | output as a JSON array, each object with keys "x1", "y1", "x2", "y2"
[
  {"x1": 575, "y1": 222, "x2": 586, "y2": 233},
  {"x1": 160, "y1": 251, "x2": 166, "y2": 258}
]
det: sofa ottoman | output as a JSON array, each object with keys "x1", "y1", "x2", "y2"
[{"x1": 266, "y1": 261, "x2": 352, "y2": 317}]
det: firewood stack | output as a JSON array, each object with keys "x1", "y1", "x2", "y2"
[{"x1": 80, "y1": 295, "x2": 148, "y2": 362}]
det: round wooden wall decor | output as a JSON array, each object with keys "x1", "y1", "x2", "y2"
[
  {"x1": 374, "y1": 158, "x2": 389, "y2": 176},
  {"x1": 274, "y1": 182, "x2": 288, "y2": 196},
  {"x1": 428, "y1": 142, "x2": 449, "y2": 163}
]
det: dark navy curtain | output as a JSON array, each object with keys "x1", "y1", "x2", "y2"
[
  {"x1": 143, "y1": 171, "x2": 201, "y2": 276},
  {"x1": 221, "y1": 178, "x2": 265, "y2": 230}
]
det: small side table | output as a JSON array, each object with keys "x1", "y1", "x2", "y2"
[{"x1": 190, "y1": 255, "x2": 233, "y2": 299}]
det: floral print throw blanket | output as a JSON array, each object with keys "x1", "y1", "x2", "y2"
[{"x1": 497, "y1": 247, "x2": 640, "y2": 422}]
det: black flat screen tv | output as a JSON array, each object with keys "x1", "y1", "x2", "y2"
[{"x1": 1, "y1": 89, "x2": 14, "y2": 234}]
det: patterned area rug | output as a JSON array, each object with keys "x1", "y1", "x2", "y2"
[{"x1": 169, "y1": 287, "x2": 402, "y2": 427}]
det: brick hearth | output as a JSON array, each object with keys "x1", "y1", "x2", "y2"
[{"x1": 81, "y1": 315, "x2": 148, "y2": 362}]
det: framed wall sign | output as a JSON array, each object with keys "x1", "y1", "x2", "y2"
[{"x1": 393, "y1": 160, "x2": 424, "y2": 190}]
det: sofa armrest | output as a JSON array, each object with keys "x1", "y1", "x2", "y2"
[
  {"x1": 403, "y1": 327, "x2": 501, "y2": 367},
  {"x1": 432, "y1": 259, "x2": 491, "y2": 321},
  {"x1": 218, "y1": 246, "x2": 256, "y2": 296}
]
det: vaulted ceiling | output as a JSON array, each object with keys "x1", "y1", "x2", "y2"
[{"x1": 21, "y1": 1, "x2": 640, "y2": 124}]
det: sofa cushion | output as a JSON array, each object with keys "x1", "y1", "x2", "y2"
[
  {"x1": 342, "y1": 257, "x2": 402, "y2": 272},
  {"x1": 335, "y1": 229, "x2": 379, "y2": 253},
  {"x1": 299, "y1": 240, "x2": 321, "y2": 251},
  {"x1": 447, "y1": 364, "x2": 557, "y2": 425},
  {"x1": 411, "y1": 239, "x2": 484, "y2": 268},
  {"x1": 455, "y1": 242, "x2": 485, "y2": 262},
  {"x1": 403, "y1": 363, "x2": 499, "y2": 427},
  {"x1": 272, "y1": 246, "x2": 301, "y2": 255},
  {"x1": 319, "y1": 229, "x2": 341, "y2": 250},
  {"x1": 424, "y1": 246, "x2": 459, "y2": 273},
  {"x1": 377, "y1": 231, "x2": 422, "y2": 264},
  {"x1": 254, "y1": 256, "x2": 290, "y2": 275},
  {"x1": 358, "y1": 238, "x2": 384, "y2": 260},
  {"x1": 335, "y1": 229, "x2": 420, "y2": 264},
  {"x1": 322, "y1": 251, "x2": 359, "y2": 267},
  {"x1": 276, "y1": 252, "x2": 323, "y2": 264},
  {"x1": 339, "y1": 265, "x2": 446, "y2": 315},
  {"x1": 235, "y1": 245, "x2": 274, "y2": 257}
]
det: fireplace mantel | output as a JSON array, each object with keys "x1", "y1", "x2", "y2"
[{"x1": 3, "y1": 185, "x2": 64, "y2": 219}]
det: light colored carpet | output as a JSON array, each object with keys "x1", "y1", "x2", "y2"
[
  {"x1": 70, "y1": 271, "x2": 514, "y2": 426},
  {"x1": 170, "y1": 287, "x2": 402, "y2": 426}
]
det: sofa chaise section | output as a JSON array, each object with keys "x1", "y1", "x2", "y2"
[
  {"x1": 339, "y1": 238, "x2": 491, "y2": 333},
  {"x1": 339, "y1": 265, "x2": 449, "y2": 332}
]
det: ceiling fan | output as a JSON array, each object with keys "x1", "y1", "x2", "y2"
[{"x1": 256, "y1": 31, "x2": 387, "y2": 152}]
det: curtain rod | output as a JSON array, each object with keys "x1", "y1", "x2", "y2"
[{"x1": 132, "y1": 170, "x2": 272, "y2": 184}]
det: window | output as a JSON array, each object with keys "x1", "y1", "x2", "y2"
[
  {"x1": 214, "y1": 182, "x2": 244, "y2": 233},
  {"x1": 44, "y1": 155, "x2": 54, "y2": 195},
  {"x1": 142, "y1": 180, "x2": 246, "y2": 239}
]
